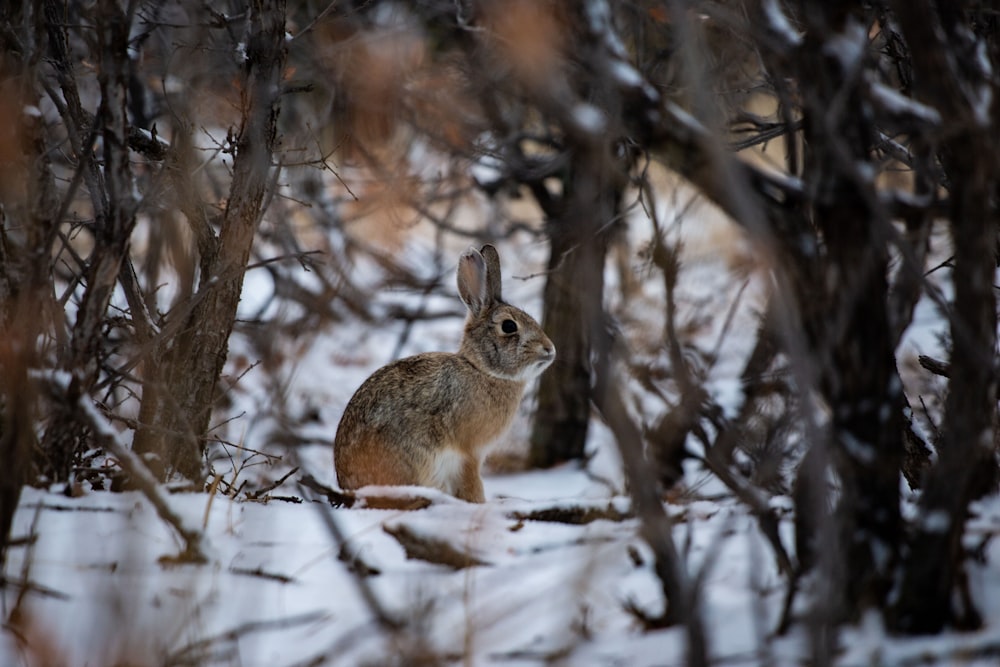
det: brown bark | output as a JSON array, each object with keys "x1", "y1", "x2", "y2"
[
  {"x1": 528, "y1": 131, "x2": 624, "y2": 468},
  {"x1": 38, "y1": 0, "x2": 138, "y2": 481},
  {"x1": 529, "y1": 217, "x2": 606, "y2": 467},
  {"x1": 0, "y1": 1, "x2": 58, "y2": 565},
  {"x1": 132, "y1": 0, "x2": 288, "y2": 480}
]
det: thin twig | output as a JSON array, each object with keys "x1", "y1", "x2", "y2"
[{"x1": 245, "y1": 466, "x2": 300, "y2": 500}]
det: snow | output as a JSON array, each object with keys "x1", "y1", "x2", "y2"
[
  {"x1": 572, "y1": 103, "x2": 607, "y2": 135},
  {"x1": 610, "y1": 60, "x2": 643, "y2": 88},
  {"x1": 869, "y1": 81, "x2": 943, "y2": 125},
  {"x1": 584, "y1": 0, "x2": 628, "y2": 61},
  {"x1": 6, "y1": 269, "x2": 1000, "y2": 667},
  {"x1": 921, "y1": 509, "x2": 951, "y2": 534},
  {"x1": 823, "y1": 19, "x2": 867, "y2": 72},
  {"x1": 762, "y1": 0, "x2": 802, "y2": 48},
  {"x1": 5, "y1": 153, "x2": 1000, "y2": 667},
  {"x1": 841, "y1": 432, "x2": 875, "y2": 464},
  {"x1": 708, "y1": 377, "x2": 745, "y2": 420},
  {"x1": 2, "y1": 479, "x2": 803, "y2": 666},
  {"x1": 974, "y1": 85, "x2": 993, "y2": 128},
  {"x1": 974, "y1": 40, "x2": 994, "y2": 126},
  {"x1": 470, "y1": 157, "x2": 504, "y2": 190}
]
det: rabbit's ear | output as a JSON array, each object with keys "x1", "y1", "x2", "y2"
[
  {"x1": 458, "y1": 247, "x2": 491, "y2": 315},
  {"x1": 480, "y1": 244, "x2": 503, "y2": 302}
]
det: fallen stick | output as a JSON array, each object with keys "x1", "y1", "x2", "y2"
[{"x1": 384, "y1": 522, "x2": 489, "y2": 570}]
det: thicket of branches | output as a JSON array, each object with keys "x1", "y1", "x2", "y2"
[{"x1": 1, "y1": 0, "x2": 999, "y2": 662}]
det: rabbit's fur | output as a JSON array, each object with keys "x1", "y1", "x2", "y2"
[{"x1": 334, "y1": 245, "x2": 555, "y2": 502}]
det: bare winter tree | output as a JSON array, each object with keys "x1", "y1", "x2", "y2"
[
  {"x1": 186, "y1": 0, "x2": 1000, "y2": 648},
  {"x1": 610, "y1": 0, "x2": 1000, "y2": 644},
  {"x1": 129, "y1": 0, "x2": 288, "y2": 480},
  {"x1": 0, "y1": 0, "x2": 292, "y2": 488},
  {"x1": 0, "y1": 0, "x2": 52, "y2": 574},
  {"x1": 354, "y1": 0, "x2": 999, "y2": 648},
  {"x1": 884, "y1": 0, "x2": 999, "y2": 634},
  {"x1": 2, "y1": 0, "x2": 999, "y2": 659}
]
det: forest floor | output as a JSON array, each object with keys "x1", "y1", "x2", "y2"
[
  {"x1": 4, "y1": 459, "x2": 1000, "y2": 666},
  {"x1": 4, "y1": 192, "x2": 1000, "y2": 666}
]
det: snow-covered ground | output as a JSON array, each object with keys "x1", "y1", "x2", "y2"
[
  {"x1": 3, "y1": 183, "x2": 1000, "y2": 666},
  {"x1": 6, "y1": 463, "x2": 1000, "y2": 665},
  {"x1": 2, "y1": 468, "x2": 772, "y2": 666}
]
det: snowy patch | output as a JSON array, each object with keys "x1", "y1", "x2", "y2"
[
  {"x1": 610, "y1": 59, "x2": 643, "y2": 87},
  {"x1": 823, "y1": 19, "x2": 867, "y2": 72},
  {"x1": 469, "y1": 152, "x2": 505, "y2": 189},
  {"x1": 922, "y1": 509, "x2": 951, "y2": 534},
  {"x1": 841, "y1": 432, "x2": 875, "y2": 463},
  {"x1": 763, "y1": 0, "x2": 802, "y2": 47},
  {"x1": 709, "y1": 377, "x2": 745, "y2": 419},
  {"x1": 572, "y1": 103, "x2": 607, "y2": 135},
  {"x1": 869, "y1": 81, "x2": 942, "y2": 125}
]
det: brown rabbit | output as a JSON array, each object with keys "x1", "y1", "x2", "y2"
[{"x1": 334, "y1": 244, "x2": 555, "y2": 502}]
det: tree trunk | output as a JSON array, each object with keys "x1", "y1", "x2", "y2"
[
  {"x1": 529, "y1": 223, "x2": 604, "y2": 467},
  {"x1": 891, "y1": 135, "x2": 998, "y2": 633},
  {"x1": 132, "y1": 0, "x2": 287, "y2": 481},
  {"x1": 886, "y1": 0, "x2": 1000, "y2": 633},
  {"x1": 39, "y1": 0, "x2": 138, "y2": 481},
  {"x1": 0, "y1": 0, "x2": 59, "y2": 564},
  {"x1": 529, "y1": 144, "x2": 619, "y2": 468},
  {"x1": 792, "y1": 1, "x2": 904, "y2": 626}
]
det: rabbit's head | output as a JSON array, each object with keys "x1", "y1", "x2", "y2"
[{"x1": 457, "y1": 245, "x2": 555, "y2": 382}]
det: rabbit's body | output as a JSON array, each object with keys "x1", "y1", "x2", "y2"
[
  {"x1": 334, "y1": 245, "x2": 554, "y2": 503},
  {"x1": 334, "y1": 353, "x2": 526, "y2": 501}
]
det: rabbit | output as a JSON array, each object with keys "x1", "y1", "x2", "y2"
[{"x1": 334, "y1": 244, "x2": 555, "y2": 503}]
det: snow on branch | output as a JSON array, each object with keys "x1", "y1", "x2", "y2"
[
  {"x1": 868, "y1": 80, "x2": 943, "y2": 127},
  {"x1": 584, "y1": 0, "x2": 660, "y2": 105},
  {"x1": 762, "y1": 0, "x2": 802, "y2": 48},
  {"x1": 383, "y1": 522, "x2": 490, "y2": 569}
]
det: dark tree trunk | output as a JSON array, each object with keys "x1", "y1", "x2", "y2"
[
  {"x1": 791, "y1": 1, "x2": 904, "y2": 626},
  {"x1": 529, "y1": 221, "x2": 605, "y2": 467},
  {"x1": 891, "y1": 136, "x2": 998, "y2": 633},
  {"x1": 887, "y1": 0, "x2": 1000, "y2": 633},
  {"x1": 0, "y1": 345, "x2": 31, "y2": 574},
  {"x1": 132, "y1": 0, "x2": 288, "y2": 481},
  {"x1": 0, "y1": 0, "x2": 58, "y2": 565},
  {"x1": 39, "y1": 0, "x2": 138, "y2": 481},
  {"x1": 529, "y1": 143, "x2": 620, "y2": 468}
]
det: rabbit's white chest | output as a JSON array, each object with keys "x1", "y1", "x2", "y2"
[{"x1": 428, "y1": 448, "x2": 465, "y2": 492}]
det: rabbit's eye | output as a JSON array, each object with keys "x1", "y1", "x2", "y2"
[{"x1": 501, "y1": 319, "x2": 518, "y2": 334}]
